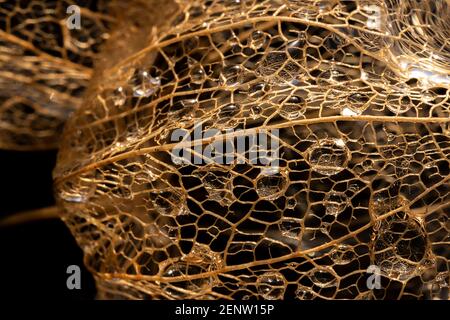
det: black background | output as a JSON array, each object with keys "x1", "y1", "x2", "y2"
[{"x1": 0, "y1": 150, "x2": 95, "y2": 300}]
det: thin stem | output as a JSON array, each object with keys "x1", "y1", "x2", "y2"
[{"x1": 0, "y1": 206, "x2": 60, "y2": 228}]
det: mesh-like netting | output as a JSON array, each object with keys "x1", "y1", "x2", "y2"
[{"x1": 53, "y1": 0, "x2": 449, "y2": 299}]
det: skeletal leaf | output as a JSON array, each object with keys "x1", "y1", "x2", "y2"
[{"x1": 26, "y1": 0, "x2": 450, "y2": 300}]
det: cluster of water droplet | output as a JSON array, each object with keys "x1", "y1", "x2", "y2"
[
  {"x1": 159, "y1": 243, "x2": 223, "y2": 298},
  {"x1": 105, "y1": 66, "x2": 162, "y2": 111}
]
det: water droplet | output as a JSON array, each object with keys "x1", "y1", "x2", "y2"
[
  {"x1": 286, "y1": 198, "x2": 297, "y2": 209},
  {"x1": 225, "y1": 0, "x2": 242, "y2": 6},
  {"x1": 220, "y1": 65, "x2": 242, "y2": 86},
  {"x1": 114, "y1": 139, "x2": 127, "y2": 149},
  {"x1": 373, "y1": 213, "x2": 429, "y2": 281},
  {"x1": 307, "y1": 138, "x2": 349, "y2": 176},
  {"x1": 256, "y1": 171, "x2": 287, "y2": 200},
  {"x1": 160, "y1": 244, "x2": 222, "y2": 298},
  {"x1": 324, "y1": 191, "x2": 349, "y2": 216},
  {"x1": 170, "y1": 99, "x2": 198, "y2": 124},
  {"x1": 318, "y1": 68, "x2": 351, "y2": 85},
  {"x1": 161, "y1": 262, "x2": 210, "y2": 298},
  {"x1": 386, "y1": 132, "x2": 396, "y2": 142},
  {"x1": 420, "y1": 257, "x2": 436, "y2": 271},
  {"x1": 250, "y1": 31, "x2": 268, "y2": 49},
  {"x1": 279, "y1": 218, "x2": 301, "y2": 239},
  {"x1": 257, "y1": 52, "x2": 287, "y2": 77},
  {"x1": 189, "y1": 64, "x2": 206, "y2": 84},
  {"x1": 60, "y1": 192, "x2": 88, "y2": 204},
  {"x1": 218, "y1": 103, "x2": 240, "y2": 119},
  {"x1": 317, "y1": 0, "x2": 335, "y2": 12},
  {"x1": 444, "y1": 122, "x2": 450, "y2": 136},
  {"x1": 112, "y1": 87, "x2": 127, "y2": 107},
  {"x1": 193, "y1": 166, "x2": 233, "y2": 204},
  {"x1": 421, "y1": 89, "x2": 436, "y2": 103},
  {"x1": 324, "y1": 33, "x2": 347, "y2": 50},
  {"x1": 386, "y1": 94, "x2": 414, "y2": 114},
  {"x1": 249, "y1": 82, "x2": 269, "y2": 99},
  {"x1": 310, "y1": 268, "x2": 337, "y2": 288},
  {"x1": 371, "y1": 195, "x2": 405, "y2": 217},
  {"x1": 349, "y1": 184, "x2": 360, "y2": 193},
  {"x1": 319, "y1": 223, "x2": 331, "y2": 236},
  {"x1": 59, "y1": 175, "x2": 96, "y2": 204},
  {"x1": 358, "y1": 16, "x2": 392, "y2": 51},
  {"x1": 160, "y1": 223, "x2": 179, "y2": 240},
  {"x1": 427, "y1": 271, "x2": 450, "y2": 299},
  {"x1": 295, "y1": 286, "x2": 315, "y2": 300},
  {"x1": 215, "y1": 103, "x2": 241, "y2": 128},
  {"x1": 438, "y1": 214, "x2": 448, "y2": 225},
  {"x1": 395, "y1": 158, "x2": 411, "y2": 176},
  {"x1": 435, "y1": 272, "x2": 449, "y2": 288},
  {"x1": 345, "y1": 92, "x2": 371, "y2": 114},
  {"x1": 187, "y1": 243, "x2": 223, "y2": 267},
  {"x1": 279, "y1": 96, "x2": 305, "y2": 120},
  {"x1": 256, "y1": 272, "x2": 286, "y2": 300},
  {"x1": 250, "y1": 105, "x2": 263, "y2": 119},
  {"x1": 227, "y1": 37, "x2": 240, "y2": 53},
  {"x1": 130, "y1": 69, "x2": 161, "y2": 97},
  {"x1": 330, "y1": 244, "x2": 356, "y2": 264},
  {"x1": 105, "y1": 221, "x2": 115, "y2": 229},
  {"x1": 150, "y1": 189, "x2": 188, "y2": 216}
]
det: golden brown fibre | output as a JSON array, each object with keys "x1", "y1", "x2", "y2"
[{"x1": 1, "y1": 0, "x2": 449, "y2": 300}]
